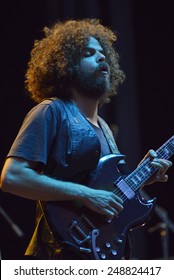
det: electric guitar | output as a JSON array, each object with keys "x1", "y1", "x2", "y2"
[{"x1": 45, "y1": 135, "x2": 174, "y2": 259}]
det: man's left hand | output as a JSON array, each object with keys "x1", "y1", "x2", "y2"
[{"x1": 140, "y1": 149, "x2": 172, "y2": 185}]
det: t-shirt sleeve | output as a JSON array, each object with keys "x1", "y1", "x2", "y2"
[{"x1": 7, "y1": 102, "x2": 59, "y2": 165}]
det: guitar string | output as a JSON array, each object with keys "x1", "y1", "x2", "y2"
[
  {"x1": 124, "y1": 140, "x2": 174, "y2": 192},
  {"x1": 111, "y1": 144, "x2": 171, "y2": 199},
  {"x1": 74, "y1": 139, "x2": 174, "y2": 234},
  {"x1": 76, "y1": 142, "x2": 174, "y2": 233},
  {"x1": 124, "y1": 139, "x2": 172, "y2": 189},
  {"x1": 74, "y1": 139, "x2": 174, "y2": 233}
]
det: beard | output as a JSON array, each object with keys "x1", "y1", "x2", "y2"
[{"x1": 72, "y1": 66, "x2": 110, "y2": 100}]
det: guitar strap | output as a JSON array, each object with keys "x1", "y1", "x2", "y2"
[{"x1": 97, "y1": 116, "x2": 120, "y2": 155}]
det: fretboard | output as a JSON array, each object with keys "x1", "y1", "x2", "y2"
[{"x1": 124, "y1": 135, "x2": 174, "y2": 192}]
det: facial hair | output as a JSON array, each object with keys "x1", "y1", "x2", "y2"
[{"x1": 73, "y1": 64, "x2": 110, "y2": 100}]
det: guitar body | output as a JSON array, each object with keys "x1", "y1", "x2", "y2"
[{"x1": 45, "y1": 154, "x2": 156, "y2": 259}]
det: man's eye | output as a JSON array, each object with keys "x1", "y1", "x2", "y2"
[{"x1": 83, "y1": 48, "x2": 94, "y2": 57}]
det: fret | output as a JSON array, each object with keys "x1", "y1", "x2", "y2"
[{"x1": 124, "y1": 136, "x2": 174, "y2": 193}]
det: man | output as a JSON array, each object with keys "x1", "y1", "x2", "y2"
[{"x1": 0, "y1": 19, "x2": 172, "y2": 260}]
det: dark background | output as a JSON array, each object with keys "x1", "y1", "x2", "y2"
[{"x1": 0, "y1": 0, "x2": 174, "y2": 260}]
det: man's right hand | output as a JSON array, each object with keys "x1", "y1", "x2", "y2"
[{"x1": 82, "y1": 188, "x2": 123, "y2": 219}]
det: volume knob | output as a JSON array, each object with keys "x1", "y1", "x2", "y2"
[
  {"x1": 104, "y1": 242, "x2": 111, "y2": 248},
  {"x1": 114, "y1": 237, "x2": 123, "y2": 244},
  {"x1": 110, "y1": 249, "x2": 117, "y2": 256},
  {"x1": 100, "y1": 253, "x2": 107, "y2": 259}
]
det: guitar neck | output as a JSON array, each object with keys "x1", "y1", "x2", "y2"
[{"x1": 124, "y1": 136, "x2": 174, "y2": 193}]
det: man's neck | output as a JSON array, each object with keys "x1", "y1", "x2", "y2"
[{"x1": 71, "y1": 91, "x2": 99, "y2": 127}]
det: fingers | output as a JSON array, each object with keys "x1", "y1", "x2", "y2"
[
  {"x1": 148, "y1": 149, "x2": 172, "y2": 168},
  {"x1": 85, "y1": 188, "x2": 124, "y2": 219},
  {"x1": 144, "y1": 149, "x2": 172, "y2": 173},
  {"x1": 151, "y1": 156, "x2": 172, "y2": 175},
  {"x1": 110, "y1": 194, "x2": 123, "y2": 211},
  {"x1": 101, "y1": 193, "x2": 124, "y2": 219},
  {"x1": 145, "y1": 149, "x2": 172, "y2": 184},
  {"x1": 148, "y1": 149, "x2": 158, "y2": 159},
  {"x1": 155, "y1": 174, "x2": 168, "y2": 182},
  {"x1": 151, "y1": 158, "x2": 172, "y2": 173},
  {"x1": 102, "y1": 206, "x2": 120, "y2": 220},
  {"x1": 104, "y1": 208, "x2": 118, "y2": 220},
  {"x1": 140, "y1": 149, "x2": 157, "y2": 162}
]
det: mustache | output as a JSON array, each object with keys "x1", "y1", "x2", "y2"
[{"x1": 96, "y1": 62, "x2": 110, "y2": 73}]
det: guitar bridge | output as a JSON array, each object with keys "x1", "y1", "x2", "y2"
[{"x1": 67, "y1": 214, "x2": 96, "y2": 245}]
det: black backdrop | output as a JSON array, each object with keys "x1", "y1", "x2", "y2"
[{"x1": 0, "y1": 0, "x2": 174, "y2": 260}]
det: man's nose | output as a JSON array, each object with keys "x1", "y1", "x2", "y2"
[{"x1": 96, "y1": 52, "x2": 106, "y2": 62}]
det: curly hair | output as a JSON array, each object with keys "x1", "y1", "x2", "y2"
[{"x1": 25, "y1": 18, "x2": 125, "y2": 103}]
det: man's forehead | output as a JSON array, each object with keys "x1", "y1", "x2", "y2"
[{"x1": 86, "y1": 37, "x2": 103, "y2": 50}]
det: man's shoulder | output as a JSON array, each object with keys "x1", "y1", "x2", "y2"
[{"x1": 28, "y1": 98, "x2": 65, "y2": 117}]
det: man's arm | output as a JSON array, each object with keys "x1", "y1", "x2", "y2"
[
  {"x1": 0, "y1": 152, "x2": 172, "y2": 218},
  {"x1": 0, "y1": 157, "x2": 123, "y2": 219}
]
